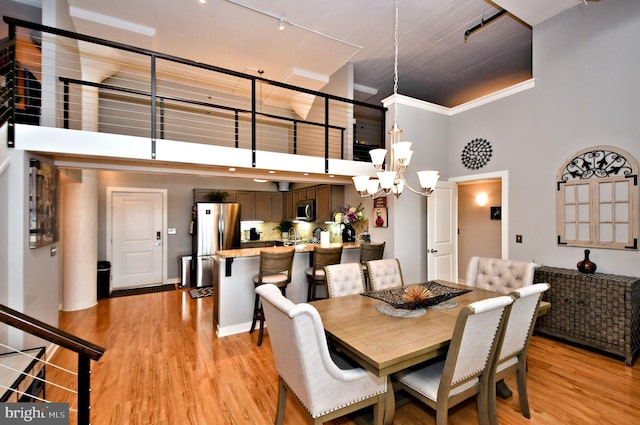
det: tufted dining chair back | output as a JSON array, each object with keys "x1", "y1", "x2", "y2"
[
  {"x1": 366, "y1": 258, "x2": 404, "y2": 291},
  {"x1": 466, "y1": 257, "x2": 538, "y2": 294},
  {"x1": 325, "y1": 263, "x2": 367, "y2": 298}
]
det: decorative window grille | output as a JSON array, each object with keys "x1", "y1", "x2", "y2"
[{"x1": 557, "y1": 146, "x2": 638, "y2": 250}]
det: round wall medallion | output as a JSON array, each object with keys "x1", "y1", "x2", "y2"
[{"x1": 461, "y1": 138, "x2": 492, "y2": 169}]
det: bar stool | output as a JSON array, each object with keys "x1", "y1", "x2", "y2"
[
  {"x1": 305, "y1": 246, "x2": 343, "y2": 301},
  {"x1": 359, "y1": 241, "x2": 386, "y2": 290},
  {"x1": 250, "y1": 248, "x2": 295, "y2": 346}
]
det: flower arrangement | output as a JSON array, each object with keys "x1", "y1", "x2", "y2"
[{"x1": 333, "y1": 204, "x2": 366, "y2": 225}]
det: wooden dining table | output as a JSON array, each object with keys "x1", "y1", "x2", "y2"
[{"x1": 311, "y1": 280, "x2": 550, "y2": 425}]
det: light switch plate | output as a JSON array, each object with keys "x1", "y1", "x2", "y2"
[{"x1": 168, "y1": 228, "x2": 177, "y2": 235}]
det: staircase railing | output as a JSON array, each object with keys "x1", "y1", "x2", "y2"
[{"x1": 0, "y1": 304, "x2": 105, "y2": 425}]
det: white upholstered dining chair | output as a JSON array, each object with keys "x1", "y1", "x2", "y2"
[
  {"x1": 488, "y1": 283, "x2": 550, "y2": 425},
  {"x1": 466, "y1": 256, "x2": 539, "y2": 400},
  {"x1": 255, "y1": 283, "x2": 387, "y2": 425},
  {"x1": 366, "y1": 258, "x2": 404, "y2": 291},
  {"x1": 466, "y1": 257, "x2": 538, "y2": 293},
  {"x1": 392, "y1": 295, "x2": 514, "y2": 425},
  {"x1": 325, "y1": 263, "x2": 366, "y2": 298}
]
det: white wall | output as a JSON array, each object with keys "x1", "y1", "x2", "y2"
[
  {"x1": 448, "y1": 0, "x2": 640, "y2": 276},
  {"x1": 0, "y1": 125, "x2": 9, "y2": 324},
  {"x1": 365, "y1": 96, "x2": 450, "y2": 283},
  {"x1": 6, "y1": 150, "x2": 60, "y2": 348}
]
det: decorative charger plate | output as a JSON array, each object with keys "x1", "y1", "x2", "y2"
[{"x1": 362, "y1": 281, "x2": 471, "y2": 310}]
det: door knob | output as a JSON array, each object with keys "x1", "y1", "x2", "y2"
[{"x1": 428, "y1": 249, "x2": 438, "y2": 253}]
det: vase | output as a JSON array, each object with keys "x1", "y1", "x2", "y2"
[
  {"x1": 577, "y1": 249, "x2": 597, "y2": 274},
  {"x1": 342, "y1": 224, "x2": 355, "y2": 242}
]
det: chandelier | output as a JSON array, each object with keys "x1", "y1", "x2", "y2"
[{"x1": 352, "y1": 0, "x2": 439, "y2": 198}]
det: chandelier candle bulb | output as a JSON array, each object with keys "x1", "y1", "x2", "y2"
[
  {"x1": 369, "y1": 149, "x2": 388, "y2": 167},
  {"x1": 377, "y1": 171, "x2": 397, "y2": 189},
  {"x1": 392, "y1": 179, "x2": 405, "y2": 196},
  {"x1": 352, "y1": 175, "x2": 371, "y2": 192},
  {"x1": 367, "y1": 179, "x2": 380, "y2": 195},
  {"x1": 392, "y1": 141, "x2": 412, "y2": 160},
  {"x1": 417, "y1": 171, "x2": 440, "y2": 194}
]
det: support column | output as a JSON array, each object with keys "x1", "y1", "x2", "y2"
[{"x1": 62, "y1": 170, "x2": 98, "y2": 311}]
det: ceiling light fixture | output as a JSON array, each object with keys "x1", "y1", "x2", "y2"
[
  {"x1": 278, "y1": 18, "x2": 285, "y2": 31},
  {"x1": 352, "y1": 0, "x2": 439, "y2": 199},
  {"x1": 225, "y1": 0, "x2": 362, "y2": 49}
]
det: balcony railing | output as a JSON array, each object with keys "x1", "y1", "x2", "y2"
[{"x1": 2, "y1": 16, "x2": 386, "y2": 171}]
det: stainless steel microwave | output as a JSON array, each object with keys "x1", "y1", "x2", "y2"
[{"x1": 296, "y1": 199, "x2": 315, "y2": 221}]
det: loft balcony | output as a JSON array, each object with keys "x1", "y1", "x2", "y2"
[{"x1": 1, "y1": 16, "x2": 385, "y2": 182}]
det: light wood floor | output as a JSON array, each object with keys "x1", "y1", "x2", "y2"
[{"x1": 47, "y1": 287, "x2": 640, "y2": 425}]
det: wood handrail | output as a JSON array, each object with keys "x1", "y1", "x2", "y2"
[{"x1": 0, "y1": 304, "x2": 104, "y2": 361}]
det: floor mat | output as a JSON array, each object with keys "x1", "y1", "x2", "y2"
[
  {"x1": 188, "y1": 287, "x2": 214, "y2": 299},
  {"x1": 110, "y1": 283, "x2": 176, "y2": 298}
]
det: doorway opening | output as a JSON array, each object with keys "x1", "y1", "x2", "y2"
[{"x1": 450, "y1": 171, "x2": 508, "y2": 284}]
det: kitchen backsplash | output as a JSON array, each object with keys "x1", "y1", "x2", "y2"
[{"x1": 241, "y1": 220, "x2": 368, "y2": 243}]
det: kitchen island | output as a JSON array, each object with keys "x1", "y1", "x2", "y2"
[{"x1": 213, "y1": 242, "x2": 361, "y2": 337}]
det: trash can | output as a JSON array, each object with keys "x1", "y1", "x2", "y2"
[
  {"x1": 180, "y1": 255, "x2": 192, "y2": 288},
  {"x1": 97, "y1": 261, "x2": 111, "y2": 299}
]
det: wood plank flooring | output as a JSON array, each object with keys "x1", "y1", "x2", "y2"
[{"x1": 47, "y1": 288, "x2": 640, "y2": 425}]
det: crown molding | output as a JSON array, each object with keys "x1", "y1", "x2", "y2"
[{"x1": 382, "y1": 78, "x2": 536, "y2": 116}]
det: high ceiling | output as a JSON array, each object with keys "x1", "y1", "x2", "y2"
[{"x1": 62, "y1": 0, "x2": 585, "y2": 108}]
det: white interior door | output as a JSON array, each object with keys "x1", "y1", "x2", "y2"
[
  {"x1": 111, "y1": 191, "x2": 163, "y2": 289},
  {"x1": 427, "y1": 182, "x2": 457, "y2": 281}
]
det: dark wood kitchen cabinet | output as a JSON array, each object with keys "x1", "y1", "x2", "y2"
[
  {"x1": 283, "y1": 191, "x2": 294, "y2": 220},
  {"x1": 237, "y1": 192, "x2": 256, "y2": 220},
  {"x1": 255, "y1": 192, "x2": 282, "y2": 221},
  {"x1": 315, "y1": 185, "x2": 344, "y2": 221}
]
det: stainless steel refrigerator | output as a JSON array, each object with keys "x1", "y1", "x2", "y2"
[{"x1": 191, "y1": 203, "x2": 241, "y2": 287}]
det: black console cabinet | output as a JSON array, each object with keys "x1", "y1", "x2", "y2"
[{"x1": 534, "y1": 266, "x2": 640, "y2": 365}]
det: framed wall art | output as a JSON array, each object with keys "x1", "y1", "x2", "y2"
[
  {"x1": 29, "y1": 159, "x2": 59, "y2": 248},
  {"x1": 490, "y1": 206, "x2": 501, "y2": 221},
  {"x1": 373, "y1": 197, "x2": 388, "y2": 228}
]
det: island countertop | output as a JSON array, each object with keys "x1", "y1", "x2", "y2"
[{"x1": 217, "y1": 241, "x2": 362, "y2": 258}]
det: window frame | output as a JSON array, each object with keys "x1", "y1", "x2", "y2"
[{"x1": 557, "y1": 146, "x2": 638, "y2": 250}]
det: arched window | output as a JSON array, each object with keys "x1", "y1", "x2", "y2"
[{"x1": 557, "y1": 146, "x2": 638, "y2": 250}]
